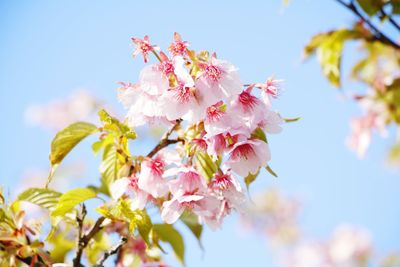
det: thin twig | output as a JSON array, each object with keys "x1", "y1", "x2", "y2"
[
  {"x1": 334, "y1": 0, "x2": 400, "y2": 49},
  {"x1": 146, "y1": 120, "x2": 183, "y2": 158},
  {"x1": 94, "y1": 237, "x2": 128, "y2": 267},
  {"x1": 380, "y1": 8, "x2": 400, "y2": 32}
]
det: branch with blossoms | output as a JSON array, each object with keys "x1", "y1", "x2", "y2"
[{"x1": 0, "y1": 32, "x2": 296, "y2": 267}]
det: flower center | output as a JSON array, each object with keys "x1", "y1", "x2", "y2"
[
  {"x1": 149, "y1": 158, "x2": 165, "y2": 176},
  {"x1": 207, "y1": 102, "x2": 225, "y2": 122},
  {"x1": 174, "y1": 83, "x2": 192, "y2": 103},
  {"x1": 230, "y1": 143, "x2": 256, "y2": 160},
  {"x1": 158, "y1": 61, "x2": 175, "y2": 76},
  {"x1": 238, "y1": 90, "x2": 259, "y2": 112},
  {"x1": 211, "y1": 174, "x2": 232, "y2": 191},
  {"x1": 204, "y1": 64, "x2": 222, "y2": 82}
]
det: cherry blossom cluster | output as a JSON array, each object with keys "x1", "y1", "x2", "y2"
[{"x1": 114, "y1": 33, "x2": 284, "y2": 229}]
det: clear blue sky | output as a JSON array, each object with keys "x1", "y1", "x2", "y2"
[{"x1": 0, "y1": 1, "x2": 399, "y2": 266}]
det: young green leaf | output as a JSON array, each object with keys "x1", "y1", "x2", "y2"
[
  {"x1": 100, "y1": 143, "x2": 119, "y2": 192},
  {"x1": 180, "y1": 212, "x2": 203, "y2": 250},
  {"x1": 284, "y1": 117, "x2": 301, "y2": 123},
  {"x1": 153, "y1": 224, "x2": 185, "y2": 266},
  {"x1": 51, "y1": 188, "x2": 96, "y2": 217},
  {"x1": 195, "y1": 152, "x2": 217, "y2": 182},
  {"x1": 244, "y1": 169, "x2": 260, "y2": 190},
  {"x1": 118, "y1": 200, "x2": 152, "y2": 245},
  {"x1": 50, "y1": 122, "x2": 98, "y2": 165},
  {"x1": 265, "y1": 165, "x2": 278, "y2": 178},
  {"x1": 304, "y1": 29, "x2": 362, "y2": 87},
  {"x1": 251, "y1": 127, "x2": 268, "y2": 143},
  {"x1": 18, "y1": 188, "x2": 61, "y2": 210}
]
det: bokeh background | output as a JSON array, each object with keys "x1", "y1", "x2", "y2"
[{"x1": 1, "y1": 1, "x2": 399, "y2": 266}]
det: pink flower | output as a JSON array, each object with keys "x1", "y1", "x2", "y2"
[
  {"x1": 257, "y1": 110, "x2": 284, "y2": 134},
  {"x1": 206, "y1": 133, "x2": 228, "y2": 159},
  {"x1": 168, "y1": 32, "x2": 189, "y2": 56},
  {"x1": 226, "y1": 139, "x2": 271, "y2": 177},
  {"x1": 196, "y1": 55, "x2": 242, "y2": 107},
  {"x1": 204, "y1": 102, "x2": 250, "y2": 138},
  {"x1": 209, "y1": 172, "x2": 246, "y2": 211},
  {"x1": 161, "y1": 167, "x2": 220, "y2": 225},
  {"x1": 118, "y1": 82, "x2": 171, "y2": 127},
  {"x1": 254, "y1": 77, "x2": 283, "y2": 106},
  {"x1": 138, "y1": 157, "x2": 168, "y2": 198},
  {"x1": 110, "y1": 176, "x2": 150, "y2": 209},
  {"x1": 139, "y1": 64, "x2": 169, "y2": 96},
  {"x1": 132, "y1": 35, "x2": 159, "y2": 63},
  {"x1": 159, "y1": 57, "x2": 206, "y2": 122}
]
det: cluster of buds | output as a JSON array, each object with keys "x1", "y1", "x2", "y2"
[{"x1": 113, "y1": 33, "x2": 285, "y2": 229}]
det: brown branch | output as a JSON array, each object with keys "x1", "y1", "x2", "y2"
[
  {"x1": 72, "y1": 214, "x2": 106, "y2": 267},
  {"x1": 146, "y1": 120, "x2": 183, "y2": 158},
  {"x1": 334, "y1": 0, "x2": 400, "y2": 49},
  {"x1": 93, "y1": 237, "x2": 127, "y2": 267}
]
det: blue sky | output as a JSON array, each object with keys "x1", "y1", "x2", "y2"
[{"x1": 1, "y1": 1, "x2": 399, "y2": 266}]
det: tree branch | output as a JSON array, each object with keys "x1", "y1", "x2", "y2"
[
  {"x1": 380, "y1": 8, "x2": 400, "y2": 33},
  {"x1": 72, "y1": 214, "x2": 106, "y2": 267},
  {"x1": 334, "y1": 0, "x2": 400, "y2": 49},
  {"x1": 94, "y1": 237, "x2": 127, "y2": 267},
  {"x1": 146, "y1": 120, "x2": 184, "y2": 158}
]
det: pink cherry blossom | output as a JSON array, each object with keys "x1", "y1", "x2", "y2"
[
  {"x1": 196, "y1": 55, "x2": 242, "y2": 107},
  {"x1": 138, "y1": 157, "x2": 168, "y2": 198},
  {"x1": 132, "y1": 35, "x2": 159, "y2": 63},
  {"x1": 110, "y1": 176, "x2": 151, "y2": 210},
  {"x1": 254, "y1": 77, "x2": 283, "y2": 106},
  {"x1": 209, "y1": 172, "x2": 246, "y2": 211},
  {"x1": 226, "y1": 138, "x2": 271, "y2": 177},
  {"x1": 118, "y1": 82, "x2": 170, "y2": 127},
  {"x1": 161, "y1": 167, "x2": 220, "y2": 225},
  {"x1": 168, "y1": 32, "x2": 189, "y2": 56}
]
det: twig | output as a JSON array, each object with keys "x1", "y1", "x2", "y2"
[
  {"x1": 380, "y1": 8, "x2": 400, "y2": 32},
  {"x1": 72, "y1": 215, "x2": 106, "y2": 267},
  {"x1": 146, "y1": 120, "x2": 184, "y2": 158},
  {"x1": 94, "y1": 237, "x2": 128, "y2": 267},
  {"x1": 334, "y1": 0, "x2": 400, "y2": 49}
]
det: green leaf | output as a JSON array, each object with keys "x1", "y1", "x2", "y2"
[
  {"x1": 180, "y1": 212, "x2": 203, "y2": 250},
  {"x1": 195, "y1": 152, "x2": 217, "y2": 182},
  {"x1": 51, "y1": 188, "x2": 96, "y2": 217},
  {"x1": 265, "y1": 165, "x2": 278, "y2": 178},
  {"x1": 244, "y1": 169, "x2": 260, "y2": 190},
  {"x1": 98, "y1": 109, "x2": 136, "y2": 139},
  {"x1": 118, "y1": 200, "x2": 152, "y2": 246},
  {"x1": 304, "y1": 29, "x2": 362, "y2": 87},
  {"x1": 153, "y1": 224, "x2": 185, "y2": 265},
  {"x1": 284, "y1": 117, "x2": 301, "y2": 123},
  {"x1": 50, "y1": 122, "x2": 98, "y2": 165},
  {"x1": 100, "y1": 143, "x2": 119, "y2": 192},
  {"x1": 18, "y1": 188, "x2": 61, "y2": 210},
  {"x1": 251, "y1": 127, "x2": 268, "y2": 143},
  {"x1": 356, "y1": 0, "x2": 385, "y2": 16}
]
